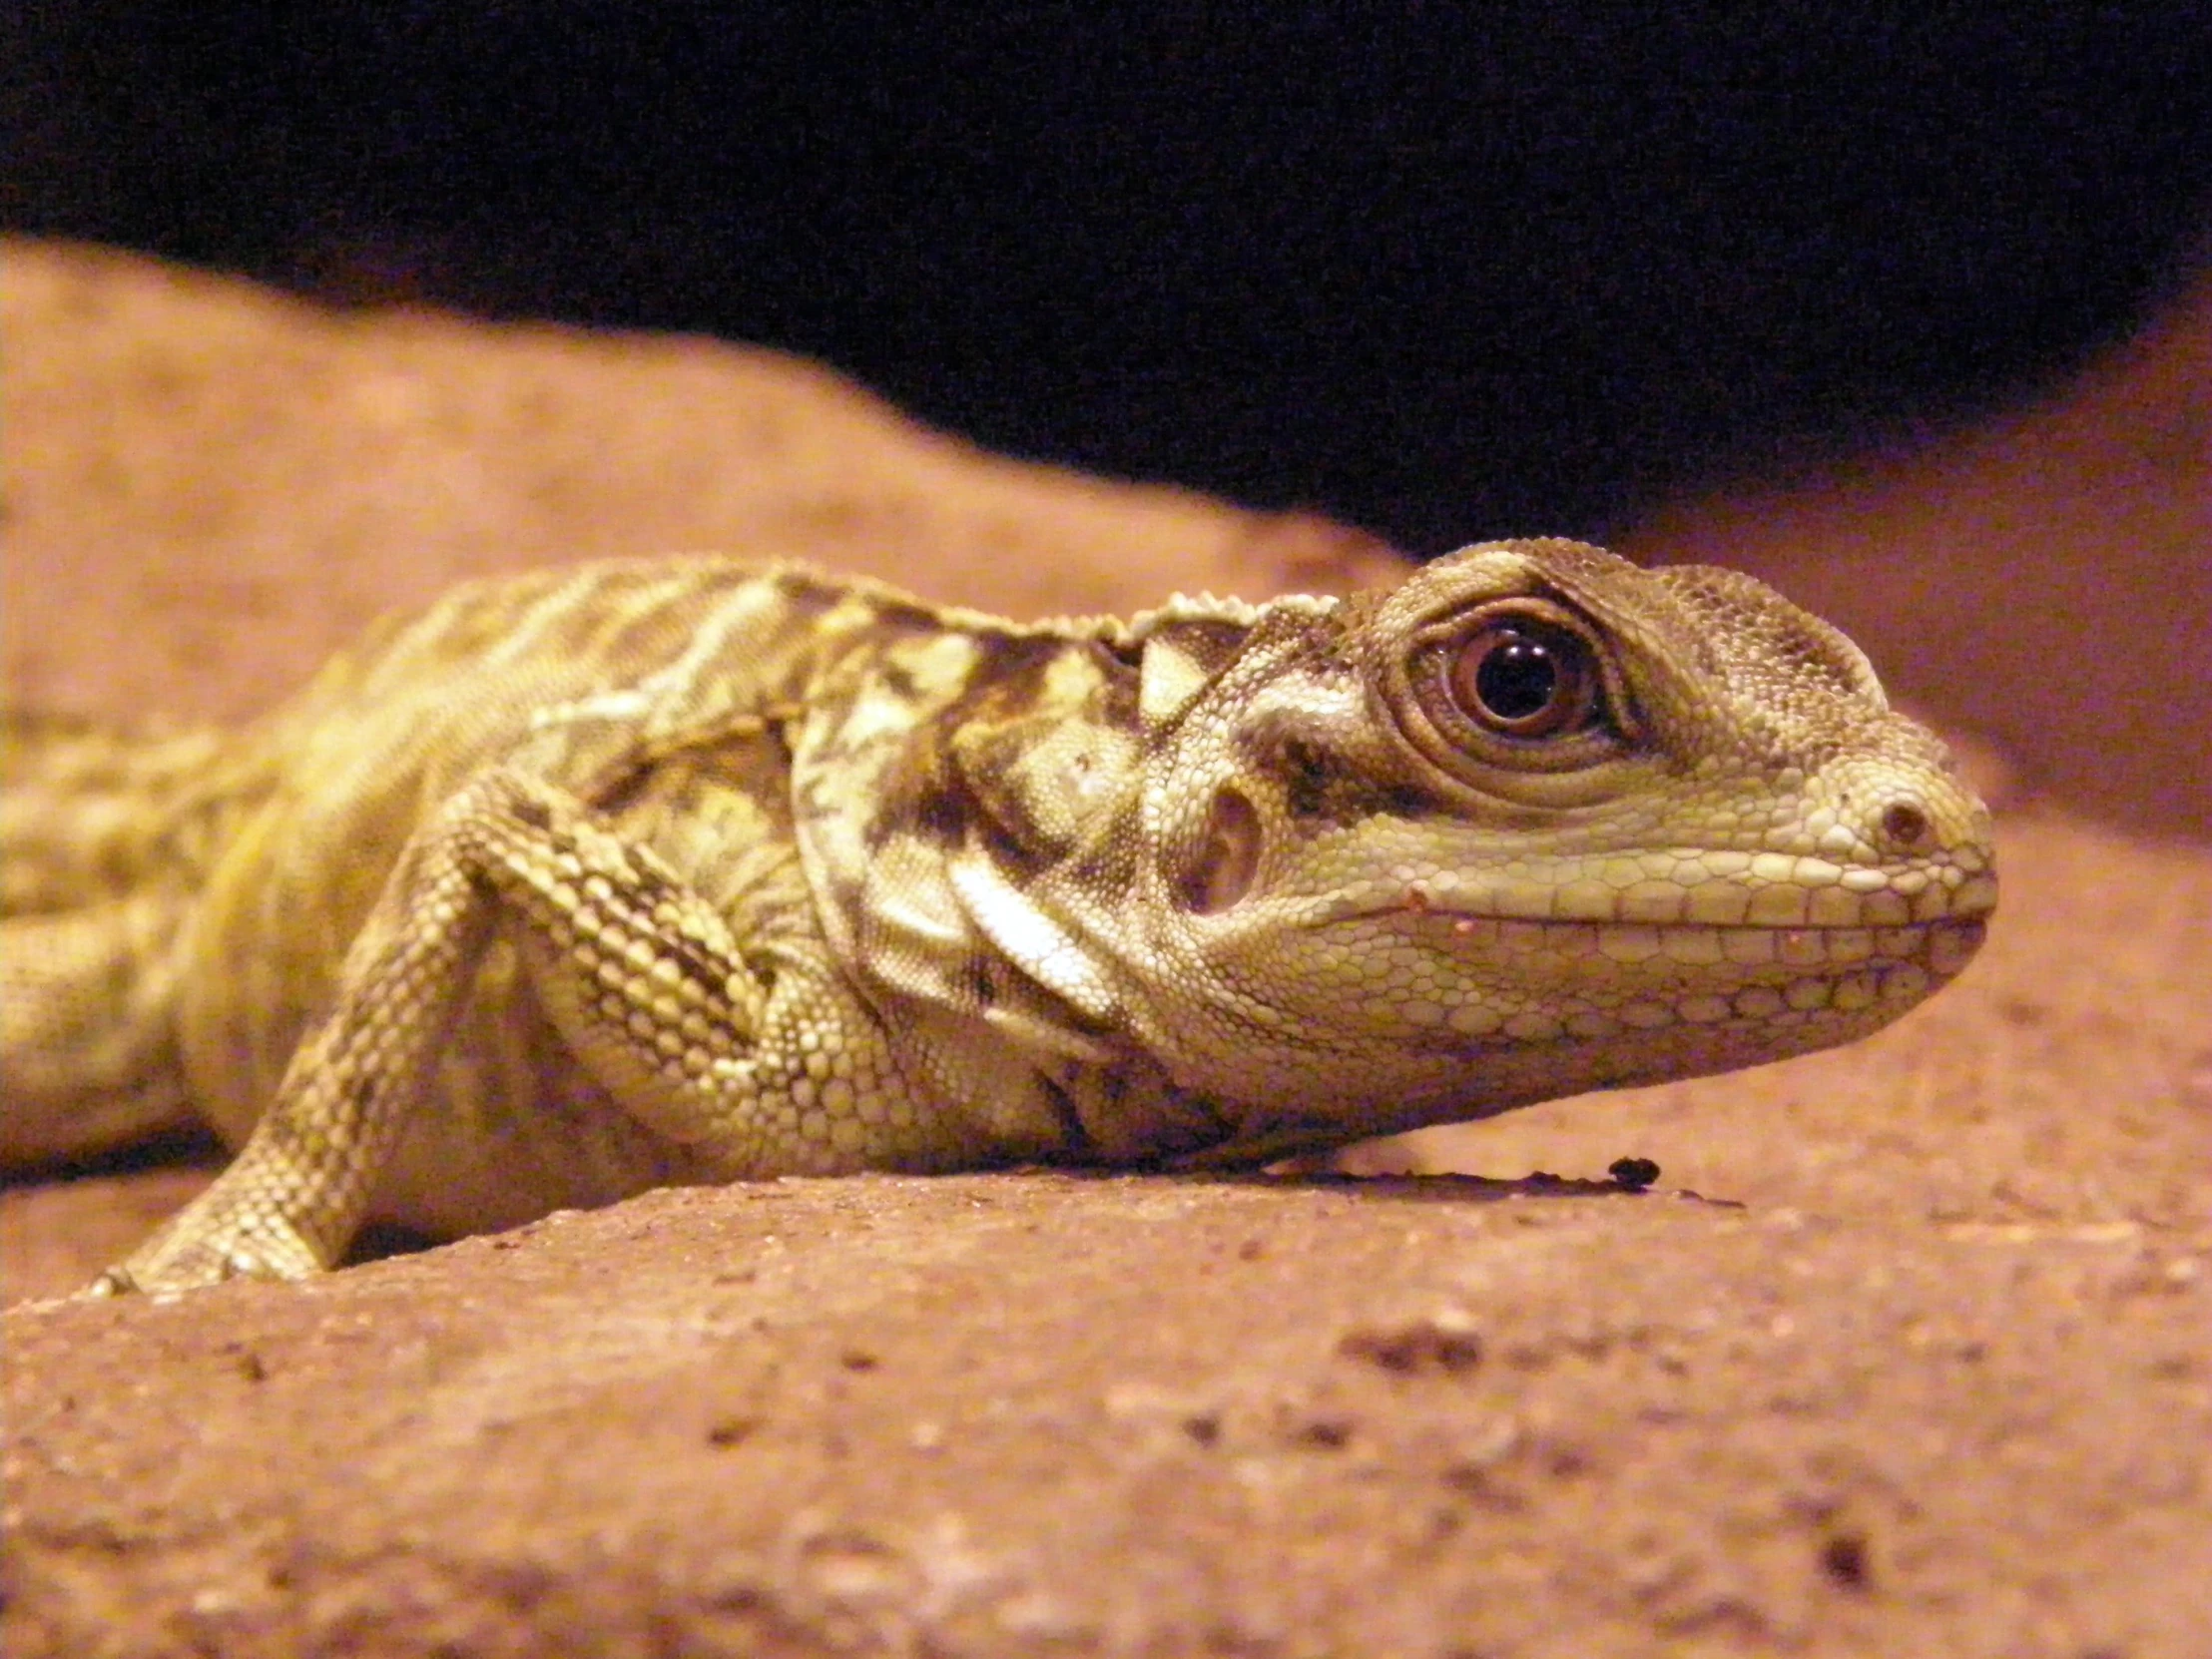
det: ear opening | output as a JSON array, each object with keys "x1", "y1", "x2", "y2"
[{"x1": 1178, "y1": 785, "x2": 1263, "y2": 914}]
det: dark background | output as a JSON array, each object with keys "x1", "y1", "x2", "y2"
[{"x1": 7, "y1": 5, "x2": 2211, "y2": 553}]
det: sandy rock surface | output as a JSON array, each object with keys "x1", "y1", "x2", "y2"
[
  {"x1": 1, "y1": 240, "x2": 1403, "y2": 727},
  {"x1": 3, "y1": 241, "x2": 2209, "y2": 1657}
]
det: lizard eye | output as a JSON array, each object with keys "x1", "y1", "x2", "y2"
[{"x1": 1447, "y1": 614, "x2": 1600, "y2": 740}]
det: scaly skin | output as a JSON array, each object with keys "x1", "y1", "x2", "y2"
[{"x1": 0, "y1": 542, "x2": 1995, "y2": 1294}]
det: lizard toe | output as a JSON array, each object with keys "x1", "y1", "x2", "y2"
[{"x1": 88, "y1": 1214, "x2": 324, "y2": 1298}]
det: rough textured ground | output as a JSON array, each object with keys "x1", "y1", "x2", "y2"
[
  {"x1": 0, "y1": 241, "x2": 1403, "y2": 730},
  {"x1": 3, "y1": 242, "x2": 2209, "y2": 1657}
]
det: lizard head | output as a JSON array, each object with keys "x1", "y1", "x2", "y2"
[{"x1": 1099, "y1": 537, "x2": 1996, "y2": 1142}]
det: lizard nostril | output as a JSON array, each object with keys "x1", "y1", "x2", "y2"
[{"x1": 1880, "y1": 802, "x2": 1933, "y2": 852}]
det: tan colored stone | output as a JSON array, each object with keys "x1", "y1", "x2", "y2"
[
  {"x1": 5, "y1": 242, "x2": 2209, "y2": 1659},
  {"x1": 2, "y1": 238, "x2": 1406, "y2": 728}
]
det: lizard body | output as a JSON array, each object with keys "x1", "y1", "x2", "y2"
[{"x1": 0, "y1": 542, "x2": 1995, "y2": 1294}]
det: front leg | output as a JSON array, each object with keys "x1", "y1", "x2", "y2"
[{"x1": 91, "y1": 768, "x2": 912, "y2": 1295}]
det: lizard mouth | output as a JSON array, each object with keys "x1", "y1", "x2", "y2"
[
  {"x1": 1349, "y1": 907, "x2": 1989, "y2": 1043},
  {"x1": 1365, "y1": 858, "x2": 1994, "y2": 975},
  {"x1": 1394, "y1": 908, "x2": 1987, "y2": 975}
]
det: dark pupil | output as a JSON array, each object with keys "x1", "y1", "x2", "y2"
[{"x1": 1475, "y1": 634, "x2": 1558, "y2": 720}]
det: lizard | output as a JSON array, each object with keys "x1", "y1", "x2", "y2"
[{"x1": 0, "y1": 540, "x2": 1996, "y2": 1296}]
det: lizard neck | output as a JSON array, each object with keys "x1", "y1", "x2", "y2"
[{"x1": 786, "y1": 595, "x2": 1277, "y2": 1162}]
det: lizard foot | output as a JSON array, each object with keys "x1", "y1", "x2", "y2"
[{"x1": 83, "y1": 1212, "x2": 324, "y2": 1298}]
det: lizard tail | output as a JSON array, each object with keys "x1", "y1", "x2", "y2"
[
  {"x1": 0, "y1": 709, "x2": 256, "y2": 916},
  {"x1": 1, "y1": 710, "x2": 270, "y2": 1166},
  {"x1": 0, "y1": 894, "x2": 200, "y2": 1165}
]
